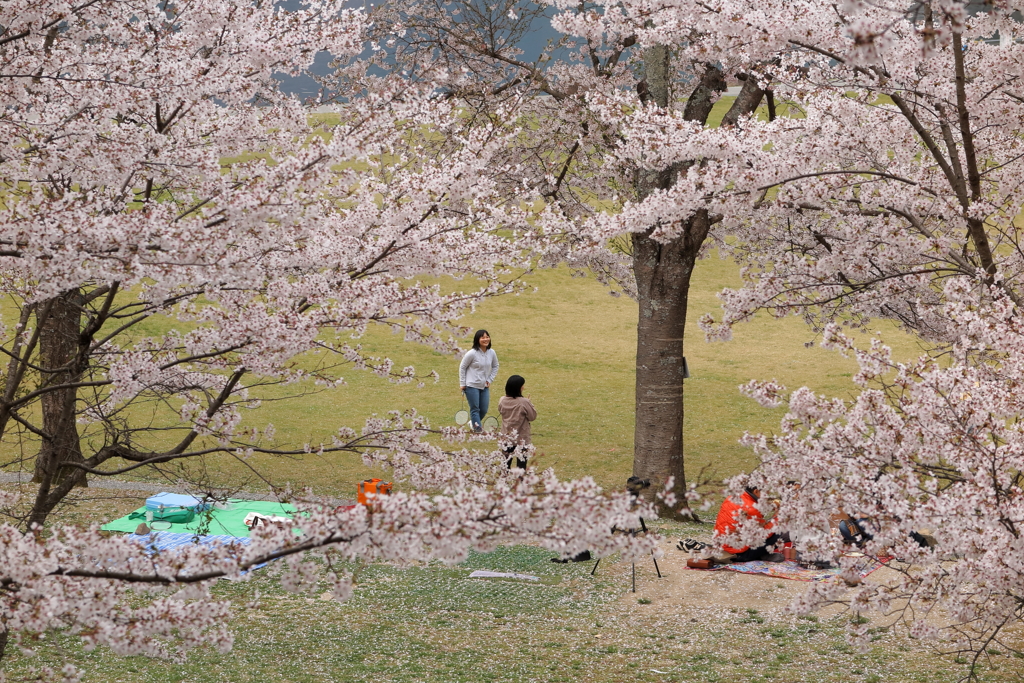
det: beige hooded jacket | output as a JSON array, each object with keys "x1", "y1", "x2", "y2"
[{"x1": 498, "y1": 396, "x2": 537, "y2": 445}]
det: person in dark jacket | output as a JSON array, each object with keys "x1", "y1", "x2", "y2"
[{"x1": 497, "y1": 375, "x2": 536, "y2": 469}]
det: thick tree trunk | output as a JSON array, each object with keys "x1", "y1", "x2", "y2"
[
  {"x1": 631, "y1": 212, "x2": 712, "y2": 518},
  {"x1": 631, "y1": 233, "x2": 691, "y2": 508},
  {"x1": 631, "y1": 50, "x2": 762, "y2": 516},
  {"x1": 30, "y1": 289, "x2": 87, "y2": 527},
  {"x1": 630, "y1": 43, "x2": 695, "y2": 517}
]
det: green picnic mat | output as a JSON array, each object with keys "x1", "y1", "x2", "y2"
[{"x1": 101, "y1": 499, "x2": 297, "y2": 537}]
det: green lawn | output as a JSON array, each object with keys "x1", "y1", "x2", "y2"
[
  {"x1": 0, "y1": 251, "x2": 923, "y2": 498},
  {"x1": 0, "y1": 541, "x2": 998, "y2": 683},
  {"x1": 121, "y1": 251, "x2": 919, "y2": 497}
]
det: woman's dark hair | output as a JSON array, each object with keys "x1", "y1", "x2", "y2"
[
  {"x1": 505, "y1": 375, "x2": 525, "y2": 398},
  {"x1": 472, "y1": 329, "x2": 492, "y2": 351}
]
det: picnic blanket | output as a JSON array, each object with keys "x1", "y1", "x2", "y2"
[
  {"x1": 124, "y1": 531, "x2": 250, "y2": 551},
  {"x1": 102, "y1": 499, "x2": 296, "y2": 537},
  {"x1": 719, "y1": 557, "x2": 887, "y2": 582},
  {"x1": 121, "y1": 531, "x2": 272, "y2": 573},
  {"x1": 684, "y1": 555, "x2": 888, "y2": 582}
]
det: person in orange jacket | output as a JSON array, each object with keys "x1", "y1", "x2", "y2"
[{"x1": 713, "y1": 486, "x2": 784, "y2": 562}]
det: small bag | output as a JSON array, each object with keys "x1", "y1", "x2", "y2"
[
  {"x1": 357, "y1": 478, "x2": 392, "y2": 505},
  {"x1": 129, "y1": 505, "x2": 195, "y2": 524},
  {"x1": 151, "y1": 506, "x2": 195, "y2": 524},
  {"x1": 686, "y1": 558, "x2": 715, "y2": 570}
]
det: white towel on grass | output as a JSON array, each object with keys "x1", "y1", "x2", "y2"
[{"x1": 468, "y1": 570, "x2": 539, "y2": 581}]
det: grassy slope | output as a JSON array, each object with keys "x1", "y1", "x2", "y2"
[
  {"x1": 0, "y1": 254, "x2": 922, "y2": 497},
  {"x1": 167, "y1": 249, "x2": 922, "y2": 497}
]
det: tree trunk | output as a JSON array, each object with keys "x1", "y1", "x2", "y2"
[
  {"x1": 631, "y1": 51, "x2": 762, "y2": 516},
  {"x1": 631, "y1": 211, "x2": 712, "y2": 518},
  {"x1": 30, "y1": 289, "x2": 87, "y2": 526}
]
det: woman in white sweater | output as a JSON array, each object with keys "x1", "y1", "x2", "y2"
[
  {"x1": 498, "y1": 374, "x2": 537, "y2": 469},
  {"x1": 459, "y1": 329, "x2": 499, "y2": 432}
]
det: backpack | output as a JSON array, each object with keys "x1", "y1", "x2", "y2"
[{"x1": 357, "y1": 478, "x2": 392, "y2": 505}]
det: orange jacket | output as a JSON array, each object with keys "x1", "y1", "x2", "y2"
[{"x1": 714, "y1": 490, "x2": 773, "y2": 554}]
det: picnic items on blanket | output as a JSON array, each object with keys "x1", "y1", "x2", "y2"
[
  {"x1": 685, "y1": 555, "x2": 888, "y2": 582},
  {"x1": 128, "y1": 492, "x2": 211, "y2": 525},
  {"x1": 104, "y1": 499, "x2": 297, "y2": 537},
  {"x1": 129, "y1": 495, "x2": 197, "y2": 525},
  {"x1": 357, "y1": 478, "x2": 392, "y2": 505},
  {"x1": 243, "y1": 512, "x2": 292, "y2": 529},
  {"x1": 677, "y1": 538, "x2": 710, "y2": 553}
]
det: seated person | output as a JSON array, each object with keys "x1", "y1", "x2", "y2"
[
  {"x1": 837, "y1": 514, "x2": 869, "y2": 546},
  {"x1": 837, "y1": 514, "x2": 931, "y2": 550},
  {"x1": 714, "y1": 486, "x2": 785, "y2": 562}
]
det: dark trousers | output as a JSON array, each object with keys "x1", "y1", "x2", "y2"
[
  {"x1": 730, "y1": 533, "x2": 781, "y2": 563},
  {"x1": 504, "y1": 445, "x2": 526, "y2": 469}
]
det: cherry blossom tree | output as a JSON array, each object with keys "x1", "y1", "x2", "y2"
[
  {"x1": 596, "y1": 0, "x2": 1024, "y2": 675},
  {"x1": 377, "y1": 0, "x2": 1024, "y2": 672},
  {"x1": 0, "y1": 0, "x2": 668, "y2": 674},
  {"x1": 360, "y1": 0, "x2": 782, "y2": 515},
  {"x1": 0, "y1": 0, "x2": 549, "y2": 530}
]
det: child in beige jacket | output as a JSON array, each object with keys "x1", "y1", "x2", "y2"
[{"x1": 497, "y1": 375, "x2": 537, "y2": 469}]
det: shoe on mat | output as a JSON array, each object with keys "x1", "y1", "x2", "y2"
[
  {"x1": 765, "y1": 553, "x2": 787, "y2": 563},
  {"x1": 676, "y1": 538, "x2": 708, "y2": 552}
]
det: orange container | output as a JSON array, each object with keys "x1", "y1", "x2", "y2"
[{"x1": 357, "y1": 478, "x2": 392, "y2": 505}]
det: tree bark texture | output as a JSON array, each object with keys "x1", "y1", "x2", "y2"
[
  {"x1": 631, "y1": 54, "x2": 762, "y2": 517},
  {"x1": 632, "y1": 43, "x2": 690, "y2": 515},
  {"x1": 30, "y1": 289, "x2": 87, "y2": 526},
  {"x1": 631, "y1": 214, "x2": 710, "y2": 515}
]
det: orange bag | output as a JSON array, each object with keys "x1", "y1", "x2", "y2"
[
  {"x1": 686, "y1": 558, "x2": 715, "y2": 570},
  {"x1": 357, "y1": 478, "x2": 392, "y2": 505}
]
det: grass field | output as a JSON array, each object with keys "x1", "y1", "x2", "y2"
[
  {"x1": 1, "y1": 524, "x2": 1006, "y2": 683},
  {"x1": 0, "y1": 249, "x2": 924, "y2": 498},
  {"x1": 87, "y1": 250, "x2": 918, "y2": 499}
]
